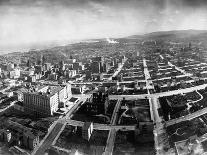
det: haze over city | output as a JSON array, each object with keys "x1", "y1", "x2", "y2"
[
  {"x1": 1, "y1": 0, "x2": 207, "y2": 53},
  {"x1": 2, "y1": 0, "x2": 207, "y2": 155}
]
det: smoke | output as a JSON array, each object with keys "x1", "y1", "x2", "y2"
[{"x1": 106, "y1": 37, "x2": 118, "y2": 44}]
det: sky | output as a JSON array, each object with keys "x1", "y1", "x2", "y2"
[{"x1": 1, "y1": 0, "x2": 207, "y2": 53}]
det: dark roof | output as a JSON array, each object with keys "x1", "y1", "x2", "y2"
[{"x1": 69, "y1": 97, "x2": 78, "y2": 102}]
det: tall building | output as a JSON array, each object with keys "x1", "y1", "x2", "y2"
[
  {"x1": 65, "y1": 59, "x2": 76, "y2": 64},
  {"x1": 7, "y1": 63, "x2": 14, "y2": 71},
  {"x1": 86, "y1": 70, "x2": 92, "y2": 80},
  {"x1": 59, "y1": 61, "x2": 64, "y2": 70},
  {"x1": 85, "y1": 92, "x2": 109, "y2": 115},
  {"x1": 92, "y1": 56, "x2": 103, "y2": 62},
  {"x1": 73, "y1": 62, "x2": 81, "y2": 72},
  {"x1": 82, "y1": 122, "x2": 93, "y2": 141},
  {"x1": 23, "y1": 85, "x2": 70, "y2": 117},
  {"x1": 34, "y1": 65, "x2": 43, "y2": 74},
  {"x1": 91, "y1": 61, "x2": 101, "y2": 73},
  {"x1": 9, "y1": 68, "x2": 20, "y2": 79},
  {"x1": 0, "y1": 129, "x2": 12, "y2": 143},
  {"x1": 43, "y1": 63, "x2": 51, "y2": 71},
  {"x1": 23, "y1": 130, "x2": 39, "y2": 150}
]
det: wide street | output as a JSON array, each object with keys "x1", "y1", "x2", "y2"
[
  {"x1": 32, "y1": 95, "x2": 89, "y2": 155},
  {"x1": 32, "y1": 56, "x2": 207, "y2": 155},
  {"x1": 104, "y1": 99, "x2": 121, "y2": 155}
]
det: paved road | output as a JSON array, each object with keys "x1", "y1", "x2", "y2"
[
  {"x1": 109, "y1": 82, "x2": 207, "y2": 100},
  {"x1": 0, "y1": 101, "x2": 16, "y2": 113},
  {"x1": 155, "y1": 83, "x2": 207, "y2": 97},
  {"x1": 109, "y1": 94, "x2": 150, "y2": 100},
  {"x1": 153, "y1": 74, "x2": 192, "y2": 82},
  {"x1": 166, "y1": 106, "x2": 207, "y2": 127},
  {"x1": 104, "y1": 129, "x2": 116, "y2": 155},
  {"x1": 110, "y1": 99, "x2": 121, "y2": 125},
  {"x1": 143, "y1": 58, "x2": 154, "y2": 93},
  {"x1": 32, "y1": 122, "x2": 63, "y2": 155},
  {"x1": 59, "y1": 119, "x2": 136, "y2": 130},
  {"x1": 104, "y1": 99, "x2": 122, "y2": 155},
  {"x1": 167, "y1": 58, "x2": 195, "y2": 79},
  {"x1": 71, "y1": 80, "x2": 146, "y2": 85},
  {"x1": 32, "y1": 95, "x2": 89, "y2": 155},
  {"x1": 108, "y1": 58, "x2": 127, "y2": 81}
]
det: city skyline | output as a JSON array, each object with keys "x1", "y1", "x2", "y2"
[{"x1": 1, "y1": 0, "x2": 207, "y2": 53}]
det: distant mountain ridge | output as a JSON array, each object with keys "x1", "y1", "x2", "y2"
[
  {"x1": 128, "y1": 29, "x2": 207, "y2": 40},
  {"x1": 2, "y1": 29, "x2": 207, "y2": 64}
]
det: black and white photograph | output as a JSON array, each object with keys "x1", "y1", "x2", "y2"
[{"x1": 1, "y1": 0, "x2": 207, "y2": 154}]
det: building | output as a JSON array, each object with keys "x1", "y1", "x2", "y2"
[
  {"x1": 84, "y1": 92, "x2": 109, "y2": 115},
  {"x1": 0, "y1": 120, "x2": 41, "y2": 150},
  {"x1": 65, "y1": 59, "x2": 76, "y2": 64},
  {"x1": 23, "y1": 85, "x2": 69, "y2": 117},
  {"x1": 48, "y1": 73, "x2": 58, "y2": 81},
  {"x1": 71, "y1": 85, "x2": 86, "y2": 94},
  {"x1": 7, "y1": 63, "x2": 15, "y2": 71},
  {"x1": 3, "y1": 79, "x2": 16, "y2": 87},
  {"x1": 66, "y1": 70, "x2": 76, "y2": 78},
  {"x1": 103, "y1": 63, "x2": 110, "y2": 73},
  {"x1": 9, "y1": 68, "x2": 20, "y2": 79},
  {"x1": 59, "y1": 61, "x2": 64, "y2": 70},
  {"x1": 0, "y1": 129, "x2": 12, "y2": 143},
  {"x1": 73, "y1": 62, "x2": 82, "y2": 72},
  {"x1": 43, "y1": 63, "x2": 51, "y2": 71},
  {"x1": 92, "y1": 57, "x2": 103, "y2": 62},
  {"x1": 65, "y1": 64, "x2": 73, "y2": 70},
  {"x1": 23, "y1": 130, "x2": 39, "y2": 150},
  {"x1": 91, "y1": 61, "x2": 101, "y2": 73},
  {"x1": 29, "y1": 75, "x2": 36, "y2": 82},
  {"x1": 86, "y1": 70, "x2": 92, "y2": 80},
  {"x1": 82, "y1": 122, "x2": 93, "y2": 141},
  {"x1": 34, "y1": 65, "x2": 43, "y2": 74}
]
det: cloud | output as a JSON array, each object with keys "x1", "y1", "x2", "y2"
[
  {"x1": 1, "y1": 0, "x2": 207, "y2": 52},
  {"x1": 181, "y1": 0, "x2": 207, "y2": 7}
]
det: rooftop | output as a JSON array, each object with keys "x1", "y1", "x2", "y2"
[{"x1": 24, "y1": 85, "x2": 64, "y2": 97}]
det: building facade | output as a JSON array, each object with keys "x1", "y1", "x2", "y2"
[{"x1": 23, "y1": 85, "x2": 70, "y2": 117}]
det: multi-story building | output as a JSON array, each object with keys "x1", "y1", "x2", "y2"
[
  {"x1": 0, "y1": 120, "x2": 41, "y2": 150},
  {"x1": 91, "y1": 61, "x2": 101, "y2": 73},
  {"x1": 66, "y1": 70, "x2": 76, "y2": 78},
  {"x1": 0, "y1": 129, "x2": 12, "y2": 143},
  {"x1": 65, "y1": 64, "x2": 73, "y2": 70},
  {"x1": 23, "y1": 130, "x2": 39, "y2": 150},
  {"x1": 82, "y1": 122, "x2": 93, "y2": 141},
  {"x1": 84, "y1": 92, "x2": 109, "y2": 115},
  {"x1": 103, "y1": 63, "x2": 110, "y2": 73},
  {"x1": 65, "y1": 59, "x2": 76, "y2": 64},
  {"x1": 92, "y1": 57, "x2": 103, "y2": 62},
  {"x1": 43, "y1": 63, "x2": 51, "y2": 71},
  {"x1": 9, "y1": 68, "x2": 20, "y2": 79},
  {"x1": 23, "y1": 85, "x2": 70, "y2": 117},
  {"x1": 73, "y1": 62, "x2": 82, "y2": 72},
  {"x1": 7, "y1": 63, "x2": 15, "y2": 71},
  {"x1": 48, "y1": 73, "x2": 58, "y2": 81},
  {"x1": 85, "y1": 70, "x2": 92, "y2": 80},
  {"x1": 34, "y1": 65, "x2": 43, "y2": 74}
]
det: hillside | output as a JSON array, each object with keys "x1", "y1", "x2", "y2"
[{"x1": 2, "y1": 29, "x2": 207, "y2": 64}]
